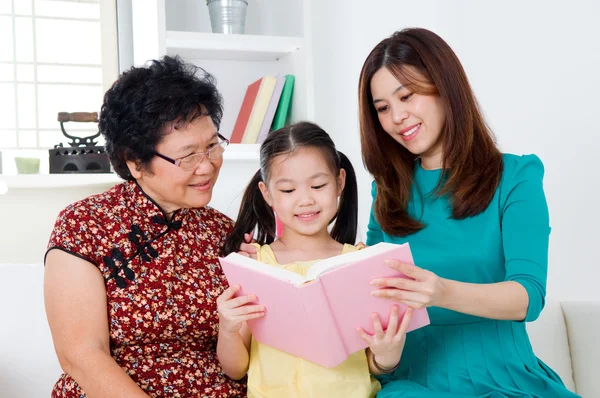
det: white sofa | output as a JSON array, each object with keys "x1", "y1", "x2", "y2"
[{"x1": 1, "y1": 263, "x2": 597, "y2": 397}]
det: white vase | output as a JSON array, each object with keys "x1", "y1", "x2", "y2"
[{"x1": 207, "y1": 0, "x2": 248, "y2": 34}]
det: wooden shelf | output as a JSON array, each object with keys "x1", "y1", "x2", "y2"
[{"x1": 166, "y1": 31, "x2": 303, "y2": 61}]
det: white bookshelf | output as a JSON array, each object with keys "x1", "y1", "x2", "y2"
[
  {"x1": 166, "y1": 31, "x2": 303, "y2": 62},
  {"x1": 223, "y1": 143, "x2": 260, "y2": 160},
  {"x1": 131, "y1": 0, "x2": 314, "y2": 139}
]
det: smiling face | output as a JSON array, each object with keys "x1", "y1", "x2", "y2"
[
  {"x1": 258, "y1": 148, "x2": 345, "y2": 239},
  {"x1": 370, "y1": 66, "x2": 446, "y2": 168},
  {"x1": 127, "y1": 116, "x2": 223, "y2": 214}
]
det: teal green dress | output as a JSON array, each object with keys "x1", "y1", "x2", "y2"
[{"x1": 368, "y1": 154, "x2": 579, "y2": 398}]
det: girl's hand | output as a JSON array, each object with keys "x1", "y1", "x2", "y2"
[
  {"x1": 238, "y1": 232, "x2": 258, "y2": 260},
  {"x1": 358, "y1": 306, "x2": 413, "y2": 371},
  {"x1": 370, "y1": 261, "x2": 447, "y2": 309},
  {"x1": 217, "y1": 285, "x2": 265, "y2": 336}
]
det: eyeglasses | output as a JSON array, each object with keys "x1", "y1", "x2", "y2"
[{"x1": 154, "y1": 133, "x2": 230, "y2": 171}]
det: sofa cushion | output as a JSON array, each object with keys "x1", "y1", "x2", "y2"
[
  {"x1": 0, "y1": 263, "x2": 62, "y2": 397},
  {"x1": 526, "y1": 299, "x2": 576, "y2": 392},
  {"x1": 561, "y1": 301, "x2": 600, "y2": 398}
]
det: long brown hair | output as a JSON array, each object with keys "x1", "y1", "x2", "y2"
[{"x1": 358, "y1": 28, "x2": 503, "y2": 236}]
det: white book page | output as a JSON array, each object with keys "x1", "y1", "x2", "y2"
[
  {"x1": 223, "y1": 252, "x2": 306, "y2": 286},
  {"x1": 304, "y1": 242, "x2": 401, "y2": 281}
]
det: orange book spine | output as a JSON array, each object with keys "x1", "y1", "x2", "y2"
[{"x1": 230, "y1": 78, "x2": 262, "y2": 143}]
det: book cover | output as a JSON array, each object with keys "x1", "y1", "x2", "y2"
[
  {"x1": 230, "y1": 78, "x2": 262, "y2": 143},
  {"x1": 218, "y1": 242, "x2": 430, "y2": 368},
  {"x1": 255, "y1": 75, "x2": 286, "y2": 144},
  {"x1": 270, "y1": 75, "x2": 295, "y2": 131},
  {"x1": 241, "y1": 76, "x2": 278, "y2": 144}
]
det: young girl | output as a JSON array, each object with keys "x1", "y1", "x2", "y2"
[{"x1": 216, "y1": 121, "x2": 413, "y2": 397}]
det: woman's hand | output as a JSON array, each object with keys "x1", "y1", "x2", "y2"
[
  {"x1": 217, "y1": 285, "x2": 265, "y2": 336},
  {"x1": 238, "y1": 232, "x2": 258, "y2": 260},
  {"x1": 370, "y1": 260, "x2": 448, "y2": 309},
  {"x1": 358, "y1": 306, "x2": 413, "y2": 372}
]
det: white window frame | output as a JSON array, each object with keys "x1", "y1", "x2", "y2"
[
  {"x1": 0, "y1": 0, "x2": 118, "y2": 151},
  {"x1": 100, "y1": 0, "x2": 119, "y2": 93}
]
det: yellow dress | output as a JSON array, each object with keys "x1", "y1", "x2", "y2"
[{"x1": 247, "y1": 243, "x2": 381, "y2": 398}]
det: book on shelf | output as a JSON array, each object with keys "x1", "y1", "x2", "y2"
[
  {"x1": 230, "y1": 77, "x2": 262, "y2": 143},
  {"x1": 241, "y1": 76, "x2": 278, "y2": 144},
  {"x1": 270, "y1": 74, "x2": 295, "y2": 131},
  {"x1": 230, "y1": 74, "x2": 296, "y2": 144},
  {"x1": 255, "y1": 75, "x2": 286, "y2": 144},
  {"x1": 219, "y1": 242, "x2": 430, "y2": 368}
]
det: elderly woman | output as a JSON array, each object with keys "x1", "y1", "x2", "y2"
[{"x1": 44, "y1": 56, "x2": 246, "y2": 397}]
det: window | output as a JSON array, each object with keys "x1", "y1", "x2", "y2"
[{"x1": 0, "y1": 0, "x2": 117, "y2": 174}]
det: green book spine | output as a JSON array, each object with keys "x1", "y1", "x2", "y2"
[{"x1": 270, "y1": 75, "x2": 295, "y2": 131}]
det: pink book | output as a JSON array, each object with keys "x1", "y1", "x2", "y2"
[{"x1": 219, "y1": 242, "x2": 430, "y2": 368}]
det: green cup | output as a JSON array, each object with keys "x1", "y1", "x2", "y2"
[{"x1": 15, "y1": 157, "x2": 40, "y2": 174}]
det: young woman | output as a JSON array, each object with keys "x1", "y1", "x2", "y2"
[{"x1": 357, "y1": 27, "x2": 579, "y2": 397}]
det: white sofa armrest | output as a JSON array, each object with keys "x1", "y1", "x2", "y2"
[
  {"x1": 526, "y1": 300, "x2": 576, "y2": 392},
  {"x1": 561, "y1": 301, "x2": 600, "y2": 398}
]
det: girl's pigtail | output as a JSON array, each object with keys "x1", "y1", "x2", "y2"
[
  {"x1": 330, "y1": 151, "x2": 358, "y2": 244},
  {"x1": 222, "y1": 169, "x2": 276, "y2": 255}
]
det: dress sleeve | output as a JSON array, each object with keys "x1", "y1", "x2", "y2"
[
  {"x1": 501, "y1": 155, "x2": 551, "y2": 322},
  {"x1": 366, "y1": 181, "x2": 385, "y2": 246},
  {"x1": 45, "y1": 203, "x2": 97, "y2": 266}
]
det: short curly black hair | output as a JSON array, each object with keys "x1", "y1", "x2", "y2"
[{"x1": 99, "y1": 55, "x2": 223, "y2": 180}]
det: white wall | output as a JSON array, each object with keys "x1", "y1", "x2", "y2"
[
  {"x1": 309, "y1": 0, "x2": 600, "y2": 301},
  {"x1": 0, "y1": 185, "x2": 110, "y2": 264}
]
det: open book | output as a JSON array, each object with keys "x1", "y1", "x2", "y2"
[{"x1": 218, "y1": 242, "x2": 430, "y2": 368}]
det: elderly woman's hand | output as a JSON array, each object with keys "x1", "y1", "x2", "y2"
[
  {"x1": 238, "y1": 232, "x2": 258, "y2": 260},
  {"x1": 370, "y1": 260, "x2": 448, "y2": 309},
  {"x1": 217, "y1": 285, "x2": 265, "y2": 336}
]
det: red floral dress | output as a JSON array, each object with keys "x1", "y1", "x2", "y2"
[{"x1": 47, "y1": 180, "x2": 246, "y2": 397}]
